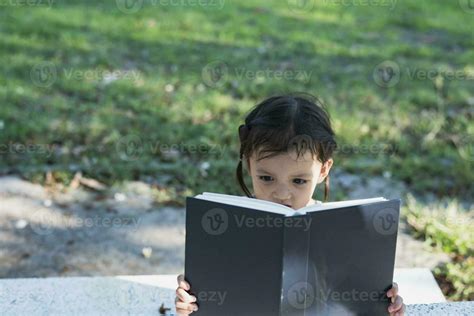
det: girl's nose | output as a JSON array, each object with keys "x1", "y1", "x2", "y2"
[{"x1": 272, "y1": 184, "x2": 291, "y2": 201}]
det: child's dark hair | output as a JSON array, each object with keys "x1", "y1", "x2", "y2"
[{"x1": 235, "y1": 93, "x2": 337, "y2": 202}]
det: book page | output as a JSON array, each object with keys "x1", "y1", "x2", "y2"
[
  {"x1": 301, "y1": 197, "x2": 387, "y2": 213},
  {"x1": 194, "y1": 192, "x2": 295, "y2": 216},
  {"x1": 194, "y1": 192, "x2": 387, "y2": 216}
]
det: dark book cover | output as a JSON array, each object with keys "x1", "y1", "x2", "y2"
[{"x1": 184, "y1": 196, "x2": 400, "y2": 316}]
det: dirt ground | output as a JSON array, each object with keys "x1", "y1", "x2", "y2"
[{"x1": 0, "y1": 174, "x2": 449, "y2": 279}]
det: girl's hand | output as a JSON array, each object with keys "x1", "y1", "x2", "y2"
[
  {"x1": 387, "y1": 282, "x2": 406, "y2": 316},
  {"x1": 175, "y1": 274, "x2": 198, "y2": 315}
]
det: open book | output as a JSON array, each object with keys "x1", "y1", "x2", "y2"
[{"x1": 184, "y1": 193, "x2": 400, "y2": 315}]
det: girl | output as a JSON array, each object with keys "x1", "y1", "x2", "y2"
[{"x1": 175, "y1": 93, "x2": 405, "y2": 315}]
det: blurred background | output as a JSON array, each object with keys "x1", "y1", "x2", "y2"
[{"x1": 0, "y1": 0, "x2": 472, "y2": 301}]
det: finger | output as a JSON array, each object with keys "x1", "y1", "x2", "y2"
[
  {"x1": 176, "y1": 301, "x2": 199, "y2": 312},
  {"x1": 176, "y1": 307, "x2": 194, "y2": 315},
  {"x1": 389, "y1": 303, "x2": 405, "y2": 316},
  {"x1": 176, "y1": 288, "x2": 197, "y2": 303},
  {"x1": 397, "y1": 303, "x2": 406, "y2": 316},
  {"x1": 387, "y1": 282, "x2": 399, "y2": 299},
  {"x1": 388, "y1": 296, "x2": 403, "y2": 313},
  {"x1": 177, "y1": 274, "x2": 190, "y2": 291}
]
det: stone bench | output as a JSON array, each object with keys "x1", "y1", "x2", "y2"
[{"x1": 0, "y1": 269, "x2": 472, "y2": 315}]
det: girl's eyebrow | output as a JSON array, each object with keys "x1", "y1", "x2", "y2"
[
  {"x1": 291, "y1": 172, "x2": 313, "y2": 178},
  {"x1": 256, "y1": 168, "x2": 312, "y2": 178},
  {"x1": 256, "y1": 168, "x2": 272, "y2": 174}
]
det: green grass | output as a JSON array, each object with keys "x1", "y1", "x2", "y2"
[
  {"x1": 403, "y1": 194, "x2": 474, "y2": 301},
  {"x1": 0, "y1": 0, "x2": 473, "y2": 203}
]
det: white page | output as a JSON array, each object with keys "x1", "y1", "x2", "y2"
[
  {"x1": 194, "y1": 192, "x2": 293, "y2": 216},
  {"x1": 194, "y1": 192, "x2": 387, "y2": 216},
  {"x1": 301, "y1": 197, "x2": 387, "y2": 213}
]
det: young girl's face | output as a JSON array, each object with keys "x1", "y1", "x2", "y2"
[{"x1": 246, "y1": 149, "x2": 333, "y2": 210}]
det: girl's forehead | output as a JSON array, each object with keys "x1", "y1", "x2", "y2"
[{"x1": 250, "y1": 150, "x2": 321, "y2": 170}]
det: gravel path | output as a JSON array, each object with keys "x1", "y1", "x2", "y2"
[{"x1": 0, "y1": 175, "x2": 449, "y2": 278}]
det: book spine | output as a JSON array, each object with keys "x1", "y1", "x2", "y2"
[{"x1": 279, "y1": 214, "x2": 312, "y2": 316}]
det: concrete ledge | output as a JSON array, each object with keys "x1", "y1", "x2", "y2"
[
  {"x1": 393, "y1": 268, "x2": 446, "y2": 304},
  {"x1": 1, "y1": 270, "x2": 471, "y2": 315}
]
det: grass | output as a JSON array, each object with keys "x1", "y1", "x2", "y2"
[
  {"x1": 1, "y1": 0, "x2": 473, "y2": 203},
  {"x1": 402, "y1": 194, "x2": 474, "y2": 301},
  {"x1": 0, "y1": 0, "x2": 473, "y2": 300}
]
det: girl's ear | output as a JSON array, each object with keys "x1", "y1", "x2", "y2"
[{"x1": 318, "y1": 158, "x2": 334, "y2": 184}]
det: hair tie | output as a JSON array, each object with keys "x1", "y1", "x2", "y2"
[{"x1": 238, "y1": 124, "x2": 250, "y2": 142}]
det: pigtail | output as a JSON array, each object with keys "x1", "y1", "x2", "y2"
[
  {"x1": 324, "y1": 174, "x2": 330, "y2": 202},
  {"x1": 236, "y1": 159, "x2": 252, "y2": 198},
  {"x1": 236, "y1": 124, "x2": 253, "y2": 198}
]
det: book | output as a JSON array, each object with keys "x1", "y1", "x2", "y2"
[{"x1": 184, "y1": 192, "x2": 400, "y2": 315}]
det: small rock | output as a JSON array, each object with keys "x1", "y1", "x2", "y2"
[
  {"x1": 14, "y1": 219, "x2": 28, "y2": 230},
  {"x1": 142, "y1": 247, "x2": 153, "y2": 259},
  {"x1": 114, "y1": 193, "x2": 127, "y2": 202},
  {"x1": 164, "y1": 84, "x2": 174, "y2": 93}
]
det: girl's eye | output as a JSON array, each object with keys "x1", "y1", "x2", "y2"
[
  {"x1": 259, "y1": 175, "x2": 273, "y2": 182},
  {"x1": 293, "y1": 178, "x2": 307, "y2": 185}
]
